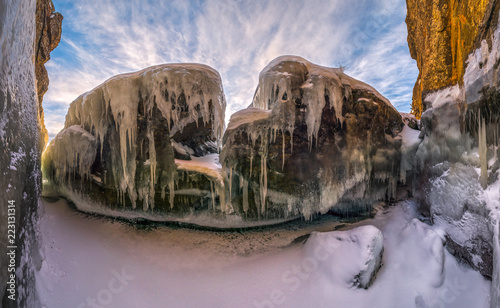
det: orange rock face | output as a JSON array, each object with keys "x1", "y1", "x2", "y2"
[
  {"x1": 405, "y1": 0, "x2": 496, "y2": 118},
  {"x1": 35, "y1": 0, "x2": 62, "y2": 148}
]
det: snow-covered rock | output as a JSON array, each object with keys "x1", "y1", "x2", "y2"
[
  {"x1": 43, "y1": 64, "x2": 226, "y2": 217},
  {"x1": 221, "y1": 56, "x2": 404, "y2": 220},
  {"x1": 303, "y1": 225, "x2": 384, "y2": 289},
  {"x1": 428, "y1": 163, "x2": 493, "y2": 278}
]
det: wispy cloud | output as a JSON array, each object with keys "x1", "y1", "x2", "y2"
[{"x1": 45, "y1": 0, "x2": 418, "y2": 139}]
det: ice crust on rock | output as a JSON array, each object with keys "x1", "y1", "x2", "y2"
[
  {"x1": 303, "y1": 225, "x2": 384, "y2": 289},
  {"x1": 43, "y1": 63, "x2": 226, "y2": 214},
  {"x1": 251, "y1": 56, "x2": 395, "y2": 148},
  {"x1": 222, "y1": 56, "x2": 404, "y2": 221}
]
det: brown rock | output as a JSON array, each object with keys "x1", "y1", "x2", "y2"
[{"x1": 35, "y1": 0, "x2": 63, "y2": 149}]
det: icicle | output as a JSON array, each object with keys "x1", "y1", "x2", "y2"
[
  {"x1": 143, "y1": 194, "x2": 149, "y2": 211},
  {"x1": 216, "y1": 183, "x2": 226, "y2": 213},
  {"x1": 260, "y1": 153, "x2": 268, "y2": 217},
  {"x1": 210, "y1": 180, "x2": 215, "y2": 211},
  {"x1": 229, "y1": 167, "x2": 233, "y2": 202},
  {"x1": 282, "y1": 130, "x2": 286, "y2": 171},
  {"x1": 148, "y1": 127, "x2": 156, "y2": 208},
  {"x1": 479, "y1": 113, "x2": 488, "y2": 189},
  {"x1": 169, "y1": 177, "x2": 175, "y2": 209},
  {"x1": 249, "y1": 153, "x2": 253, "y2": 178},
  {"x1": 99, "y1": 133, "x2": 104, "y2": 160},
  {"x1": 242, "y1": 178, "x2": 249, "y2": 213}
]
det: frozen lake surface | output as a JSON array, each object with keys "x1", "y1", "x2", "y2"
[{"x1": 36, "y1": 198, "x2": 491, "y2": 308}]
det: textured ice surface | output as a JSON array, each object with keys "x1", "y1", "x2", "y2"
[
  {"x1": 463, "y1": 17, "x2": 500, "y2": 304},
  {"x1": 399, "y1": 125, "x2": 421, "y2": 184},
  {"x1": 464, "y1": 12, "x2": 500, "y2": 104},
  {"x1": 42, "y1": 125, "x2": 97, "y2": 184}
]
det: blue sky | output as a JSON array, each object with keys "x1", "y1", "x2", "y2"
[{"x1": 44, "y1": 0, "x2": 418, "y2": 140}]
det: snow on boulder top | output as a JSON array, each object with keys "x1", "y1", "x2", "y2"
[
  {"x1": 65, "y1": 63, "x2": 226, "y2": 147},
  {"x1": 226, "y1": 107, "x2": 272, "y2": 131},
  {"x1": 250, "y1": 55, "x2": 396, "y2": 147},
  {"x1": 254, "y1": 55, "x2": 395, "y2": 111},
  {"x1": 175, "y1": 154, "x2": 223, "y2": 186}
]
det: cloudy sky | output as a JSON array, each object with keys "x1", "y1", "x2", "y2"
[{"x1": 45, "y1": 0, "x2": 418, "y2": 140}]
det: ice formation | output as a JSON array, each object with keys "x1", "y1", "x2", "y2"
[
  {"x1": 221, "y1": 56, "x2": 405, "y2": 221},
  {"x1": 303, "y1": 225, "x2": 384, "y2": 289},
  {"x1": 43, "y1": 57, "x2": 416, "y2": 226},
  {"x1": 43, "y1": 63, "x2": 226, "y2": 216}
]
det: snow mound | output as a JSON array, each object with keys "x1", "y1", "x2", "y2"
[
  {"x1": 400, "y1": 218, "x2": 446, "y2": 288},
  {"x1": 303, "y1": 225, "x2": 384, "y2": 289}
]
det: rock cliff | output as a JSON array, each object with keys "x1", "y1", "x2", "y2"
[
  {"x1": 0, "y1": 0, "x2": 61, "y2": 306},
  {"x1": 406, "y1": 1, "x2": 500, "y2": 305},
  {"x1": 406, "y1": 0, "x2": 497, "y2": 117},
  {"x1": 35, "y1": 0, "x2": 62, "y2": 149}
]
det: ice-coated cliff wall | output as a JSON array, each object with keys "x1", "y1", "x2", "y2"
[{"x1": 0, "y1": 0, "x2": 61, "y2": 306}]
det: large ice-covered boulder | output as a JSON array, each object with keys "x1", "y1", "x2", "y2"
[
  {"x1": 42, "y1": 64, "x2": 226, "y2": 218},
  {"x1": 221, "y1": 56, "x2": 403, "y2": 220},
  {"x1": 303, "y1": 225, "x2": 384, "y2": 289}
]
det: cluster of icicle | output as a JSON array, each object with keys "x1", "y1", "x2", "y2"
[
  {"x1": 50, "y1": 64, "x2": 226, "y2": 210},
  {"x1": 43, "y1": 125, "x2": 98, "y2": 187},
  {"x1": 252, "y1": 56, "x2": 347, "y2": 149}
]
